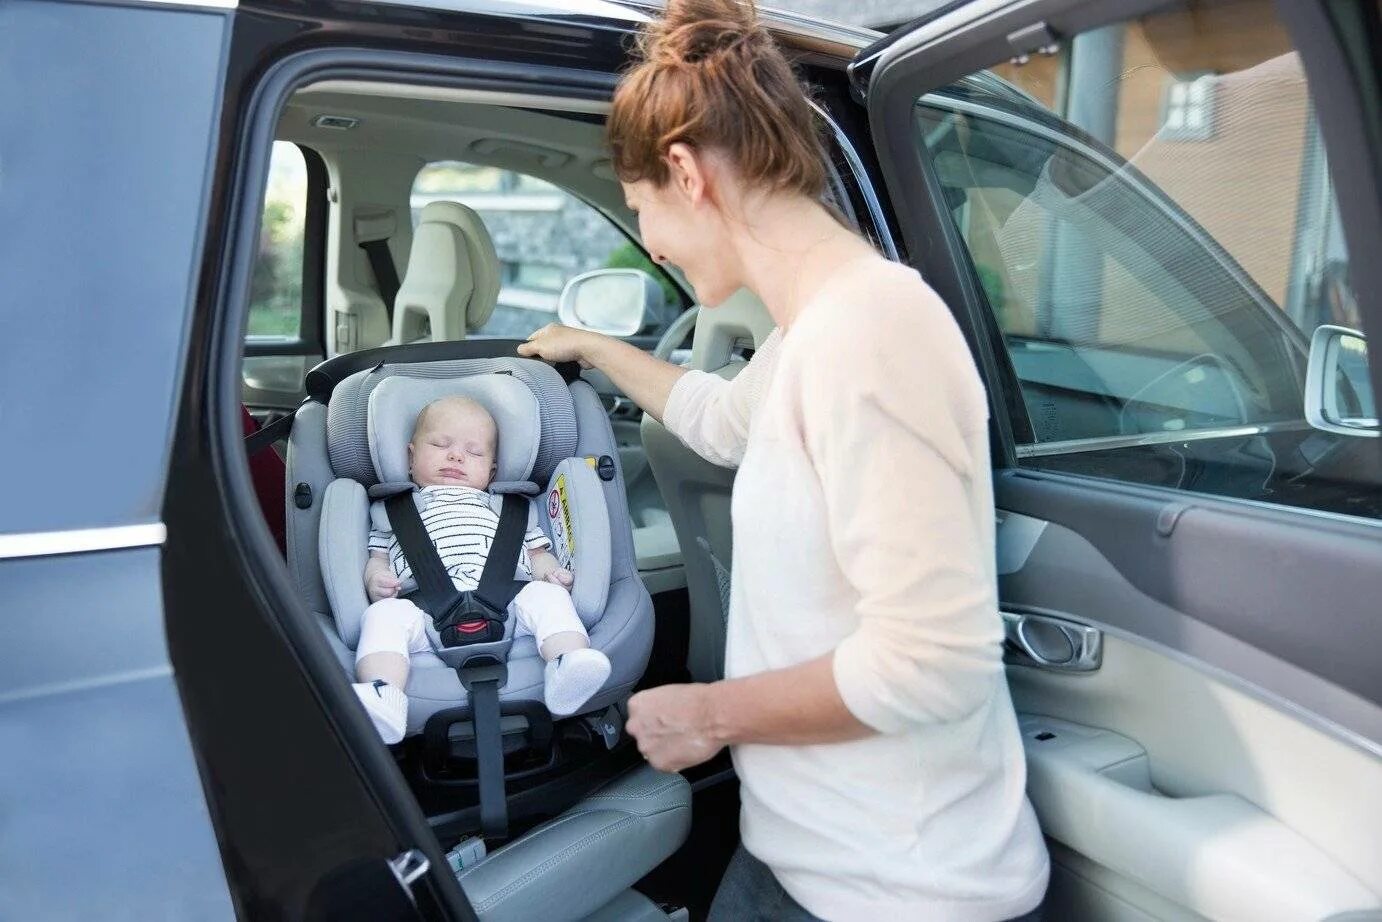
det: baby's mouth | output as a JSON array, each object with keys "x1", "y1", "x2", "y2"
[{"x1": 439, "y1": 468, "x2": 465, "y2": 480}]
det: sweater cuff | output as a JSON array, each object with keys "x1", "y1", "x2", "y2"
[
  {"x1": 662, "y1": 369, "x2": 712, "y2": 442},
  {"x1": 832, "y1": 631, "x2": 912, "y2": 736}
]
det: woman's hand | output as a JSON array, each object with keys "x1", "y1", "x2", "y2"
[
  {"x1": 517, "y1": 324, "x2": 605, "y2": 368},
  {"x1": 626, "y1": 683, "x2": 724, "y2": 772}
]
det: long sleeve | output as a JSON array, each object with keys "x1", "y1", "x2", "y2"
[
  {"x1": 798, "y1": 298, "x2": 1002, "y2": 734},
  {"x1": 661, "y1": 328, "x2": 782, "y2": 468}
]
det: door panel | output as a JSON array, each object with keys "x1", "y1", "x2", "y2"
[{"x1": 867, "y1": 0, "x2": 1382, "y2": 917}]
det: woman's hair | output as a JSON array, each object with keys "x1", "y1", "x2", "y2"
[{"x1": 608, "y1": 0, "x2": 828, "y2": 199}]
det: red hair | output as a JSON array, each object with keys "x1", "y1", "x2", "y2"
[{"x1": 608, "y1": 0, "x2": 828, "y2": 199}]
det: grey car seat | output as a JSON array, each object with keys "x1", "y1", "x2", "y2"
[
  {"x1": 640, "y1": 290, "x2": 775, "y2": 681},
  {"x1": 286, "y1": 344, "x2": 657, "y2": 820},
  {"x1": 287, "y1": 343, "x2": 691, "y2": 920}
]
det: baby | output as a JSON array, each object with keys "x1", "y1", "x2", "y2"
[{"x1": 352, "y1": 395, "x2": 610, "y2": 743}]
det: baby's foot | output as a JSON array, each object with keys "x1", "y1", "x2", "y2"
[
  {"x1": 543, "y1": 648, "x2": 611, "y2": 716},
  {"x1": 354, "y1": 680, "x2": 408, "y2": 744}
]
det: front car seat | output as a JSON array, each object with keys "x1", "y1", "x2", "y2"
[
  {"x1": 391, "y1": 201, "x2": 501, "y2": 344},
  {"x1": 640, "y1": 290, "x2": 775, "y2": 681}
]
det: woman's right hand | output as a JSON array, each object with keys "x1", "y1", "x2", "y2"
[{"x1": 517, "y1": 323, "x2": 606, "y2": 368}]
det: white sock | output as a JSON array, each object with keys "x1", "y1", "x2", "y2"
[
  {"x1": 354, "y1": 680, "x2": 408, "y2": 744},
  {"x1": 543, "y1": 648, "x2": 611, "y2": 717}
]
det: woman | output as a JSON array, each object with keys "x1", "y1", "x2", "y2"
[{"x1": 519, "y1": 2, "x2": 1048, "y2": 919}]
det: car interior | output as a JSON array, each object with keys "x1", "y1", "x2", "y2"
[
  {"x1": 239, "y1": 79, "x2": 777, "y2": 920},
  {"x1": 234, "y1": 15, "x2": 1382, "y2": 916}
]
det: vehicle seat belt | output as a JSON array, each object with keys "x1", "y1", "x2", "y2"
[{"x1": 360, "y1": 238, "x2": 401, "y2": 324}]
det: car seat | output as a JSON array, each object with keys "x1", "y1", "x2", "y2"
[
  {"x1": 640, "y1": 290, "x2": 775, "y2": 681},
  {"x1": 285, "y1": 342, "x2": 656, "y2": 834},
  {"x1": 390, "y1": 201, "x2": 501, "y2": 345}
]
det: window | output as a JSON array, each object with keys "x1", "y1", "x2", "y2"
[
  {"x1": 919, "y1": 0, "x2": 1381, "y2": 518},
  {"x1": 248, "y1": 142, "x2": 308, "y2": 339},
  {"x1": 411, "y1": 162, "x2": 683, "y2": 339},
  {"x1": 1161, "y1": 73, "x2": 1216, "y2": 140}
]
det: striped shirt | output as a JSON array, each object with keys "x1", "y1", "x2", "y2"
[{"x1": 368, "y1": 485, "x2": 550, "y2": 592}]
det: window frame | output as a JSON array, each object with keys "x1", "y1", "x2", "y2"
[{"x1": 242, "y1": 142, "x2": 328, "y2": 358}]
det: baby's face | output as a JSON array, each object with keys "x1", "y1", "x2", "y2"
[{"x1": 408, "y1": 397, "x2": 498, "y2": 490}]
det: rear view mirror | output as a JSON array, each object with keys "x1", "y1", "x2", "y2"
[
  {"x1": 557, "y1": 268, "x2": 665, "y2": 337},
  {"x1": 1305, "y1": 325, "x2": 1377, "y2": 437}
]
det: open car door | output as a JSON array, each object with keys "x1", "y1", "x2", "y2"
[{"x1": 855, "y1": 1, "x2": 1382, "y2": 918}]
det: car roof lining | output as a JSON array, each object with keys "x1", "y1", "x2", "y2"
[{"x1": 277, "y1": 84, "x2": 624, "y2": 210}]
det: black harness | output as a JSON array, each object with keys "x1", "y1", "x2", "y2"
[
  {"x1": 382, "y1": 487, "x2": 533, "y2": 842},
  {"x1": 383, "y1": 489, "x2": 530, "y2": 647}
]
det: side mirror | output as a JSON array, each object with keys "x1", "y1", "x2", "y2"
[
  {"x1": 557, "y1": 268, "x2": 666, "y2": 337},
  {"x1": 1305, "y1": 325, "x2": 1377, "y2": 438}
]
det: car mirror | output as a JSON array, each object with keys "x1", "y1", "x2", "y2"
[
  {"x1": 1305, "y1": 325, "x2": 1377, "y2": 438},
  {"x1": 557, "y1": 268, "x2": 665, "y2": 338}
]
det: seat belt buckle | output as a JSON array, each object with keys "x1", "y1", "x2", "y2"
[
  {"x1": 444, "y1": 836, "x2": 488, "y2": 873},
  {"x1": 585, "y1": 704, "x2": 623, "y2": 750}
]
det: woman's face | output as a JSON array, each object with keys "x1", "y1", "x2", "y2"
[{"x1": 622, "y1": 147, "x2": 742, "y2": 307}]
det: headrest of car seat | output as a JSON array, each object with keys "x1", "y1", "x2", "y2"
[
  {"x1": 689, "y1": 287, "x2": 776, "y2": 371},
  {"x1": 326, "y1": 357, "x2": 577, "y2": 486},
  {"x1": 367, "y1": 374, "x2": 539, "y2": 486},
  {"x1": 392, "y1": 201, "x2": 500, "y2": 342}
]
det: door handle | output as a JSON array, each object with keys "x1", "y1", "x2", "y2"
[{"x1": 1002, "y1": 611, "x2": 1102, "y2": 672}]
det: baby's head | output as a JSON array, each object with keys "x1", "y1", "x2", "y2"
[{"x1": 407, "y1": 396, "x2": 498, "y2": 490}]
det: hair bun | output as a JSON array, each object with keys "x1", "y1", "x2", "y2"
[{"x1": 645, "y1": 0, "x2": 765, "y2": 66}]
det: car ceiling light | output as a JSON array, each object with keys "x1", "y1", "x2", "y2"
[{"x1": 313, "y1": 114, "x2": 360, "y2": 130}]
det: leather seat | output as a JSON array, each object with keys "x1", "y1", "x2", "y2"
[
  {"x1": 459, "y1": 764, "x2": 692, "y2": 922},
  {"x1": 392, "y1": 201, "x2": 501, "y2": 344}
]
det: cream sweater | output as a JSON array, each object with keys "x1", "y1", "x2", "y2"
[{"x1": 663, "y1": 258, "x2": 1048, "y2": 921}]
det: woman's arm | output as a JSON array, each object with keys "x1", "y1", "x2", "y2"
[
  {"x1": 519, "y1": 323, "x2": 778, "y2": 468},
  {"x1": 518, "y1": 325, "x2": 685, "y2": 422}
]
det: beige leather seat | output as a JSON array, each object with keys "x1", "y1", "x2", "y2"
[
  {"x1": 640, "y1": 289, "x2": 774, "y2": 681},
  {"x1": 392, "y1": 201, "x2": 501, "y2": 344}
]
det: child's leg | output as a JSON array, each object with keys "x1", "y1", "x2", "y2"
[
  {"x1": 353, "y1": 597, "x2": 429, "y2": 743},
  {"x1": 510, "y1": 581, "x2": 610, "y2": 716}
]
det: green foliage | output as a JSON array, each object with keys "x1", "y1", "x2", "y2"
[
  {"x1": 975, "y1": 261, "x2": 1009, "y2": 329},
  {"x1": 248, "y1": 198, "x2": 303, "y2": 338}
]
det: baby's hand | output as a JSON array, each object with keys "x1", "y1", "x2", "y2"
[
  {"x1": 366, "y1": 569, "x2": 402, "y2": 603},
  {"x1": 544, "y1": 568, "x2": 574, "y2": 589}
]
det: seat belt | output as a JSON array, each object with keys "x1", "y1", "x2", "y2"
[
  {"x1": 360, "y1": 238, "x2": 401, "y2": 324},
  {"x1": 244, "y1": 410, "x2": 295, "y2": 457},
  {"x1": 384, "y1": 491, "x2": 528, "y2": 645},
  {"x1": 383, "y1": 490, "x2": 530, "y2": 841}
]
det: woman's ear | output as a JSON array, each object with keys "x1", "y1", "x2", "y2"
[{"x1": 664, "y1": 142, "x2": 709, "y2": 206}]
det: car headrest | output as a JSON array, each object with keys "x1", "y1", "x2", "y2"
[
  {"x1": 393, "y1": 201, "x2": 500, "y2": 342},
  {"x1": 326, "y1": 357, "x2": 577, "y2": 487}
]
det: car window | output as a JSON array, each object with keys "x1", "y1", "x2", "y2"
[
  {"x1": 412, "y1": 162, "x2": 682, "y2": 339},
  {"x1": 248, "y1": 141, "x2": 308, "y2": 340},
  {"x1": 917, "y1": 0, "x2": 1379, "y2": 518}
]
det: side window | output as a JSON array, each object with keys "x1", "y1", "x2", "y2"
[
  {"x1": 248, "y1": 141, "x2": 308, "y2": 340},
  {"x1": 411, "y1": 162, "x2": 684, "y2": 339},
  {"x1": 919, "y1": 0, "x2": 1380, "y2": 519}
]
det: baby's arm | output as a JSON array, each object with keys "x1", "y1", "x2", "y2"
[
  {"x1": 529, "y1": 548, "x2": 574, "y2": 589},
  {"x1": 365, "y1": 551, "x2": 402, "y2": 603}
]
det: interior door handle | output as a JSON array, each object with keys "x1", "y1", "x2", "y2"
[{"x1": 1002, "y1": 611, "x2": 1102, "y2": 672}]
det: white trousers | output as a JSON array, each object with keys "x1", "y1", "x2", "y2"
[{"x1": 355, "y1": 581, "x2": 586, "y2": 663}]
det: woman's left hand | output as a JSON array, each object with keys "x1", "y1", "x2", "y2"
[{"x1": 626, "y1": 683, "x2": 724, "y2": 772}]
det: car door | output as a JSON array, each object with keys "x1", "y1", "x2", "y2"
[{"x1": 857, "y1": 0, "x2": 1382, "y2": 918}]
